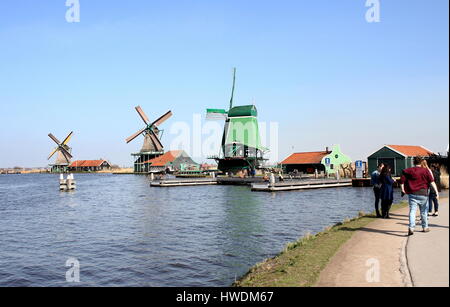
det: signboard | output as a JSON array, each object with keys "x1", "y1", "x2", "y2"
[
  {"x1": 324, "y1": 158, "x2": 331, "y2": 166},
  {"x1": 355, "y1": 160, "x2": 364, "y2": 179}
]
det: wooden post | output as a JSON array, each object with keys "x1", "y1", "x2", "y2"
[{"x1": 269, "y1": 173, "x2": 275, "y2": 187}]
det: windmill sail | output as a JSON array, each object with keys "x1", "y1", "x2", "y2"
[
  {"x1": 229, "y1": 67, "x2": 236, "y2": 110},
  {"x1": 206, "y1": 109, "x2": 228, "y2": 120}
]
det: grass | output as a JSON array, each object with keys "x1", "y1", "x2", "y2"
[{"x1": 234, "y1": 201, "x2": 408, "y2": 288}]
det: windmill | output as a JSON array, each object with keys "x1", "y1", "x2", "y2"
[
  {"x1": 48, "y1": 132, "x2": 74, "y2": 173},
  {"x1": 126, "y1": 106, "x2": 172, "y2": 173},
  {"x1": 206, "y1": 69, "x2": 267, "y2": 174}
]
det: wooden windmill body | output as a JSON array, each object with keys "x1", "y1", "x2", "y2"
[{"x1": 126, "y1": 106, "x2": 172, "y2": 173}]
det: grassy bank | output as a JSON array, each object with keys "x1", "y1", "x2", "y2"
[{"x1": 234, "y1": 201, "x2": 408, "y2": 287}]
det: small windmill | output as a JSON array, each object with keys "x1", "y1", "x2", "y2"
[
  {"x1": 126, "y1": 106, "x2": 172, "y2": 173},
  {"x1": 48, "y1": 132, "x2": 74, "y2": 173}
]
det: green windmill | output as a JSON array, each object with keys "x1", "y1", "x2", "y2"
[{"x1": 206, "y1": 68, "x2": 267, "y2": 174}]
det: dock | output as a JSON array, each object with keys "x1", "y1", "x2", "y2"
[
  {"x1": 216, "y1": 177, "x2": 266, "y2": 185},
  {"x1": 150, "y1": 178, "x2": 218, "y2": 187},
  {"x1": 352, "y1": 178, "x2": 372, "y2": 187},
  {"x1": 150, "y1": 176, "x2": 264, "y2": 187},
  {"x1": 251, "y1": 179, "x2": 352, "y2": 192},
  {"x1": 150, "y1": 176, "x2": 353, "y2": 191}
]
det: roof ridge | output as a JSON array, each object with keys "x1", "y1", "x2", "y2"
[
  {"x1": 385, "y1": 145, "x2": 434, "y2": 156},
  {"x1": 292, "y1": 151, "x2": 328, "y2": 154}
]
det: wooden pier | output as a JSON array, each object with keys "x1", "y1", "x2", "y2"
[
  {"x1": 150, "y1": 176, "x2": 353, "y2": 192},
  {"x1": 216, "y1": 177, "x2": 266, "y2": 185},
  {"x1": 352, "y1": 178, "x2": 372, "y2": 187},
  {"x1": 150, "y1": 178, "x2": 218, "y2": 187},
  {"x1": 251, "y1": 179, "x2": 352, "y2": 192}
]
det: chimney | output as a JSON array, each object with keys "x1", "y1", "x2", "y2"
[{"x1": 326, "y1": 147, "x2": 330, "y2": 153}]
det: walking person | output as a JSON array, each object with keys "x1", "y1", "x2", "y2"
[
  {"x1": 421, "y1": 160, "x2": 434, "y2": 215},
  {"x1": 400, "y1": 157, "x2": 439, "y2": 236},
  {"x1": 371, "y1": 163, "x2": 384, "y2": 218},
  {"x1": 429, "y1": 164, "x2": 441, "y2": 216},
  {"x1": 418, "y1": 160, "x2": 434, "y2": 220},
  {"x1": 379, "y1": 165, "x2": 395, "y2": 219}
]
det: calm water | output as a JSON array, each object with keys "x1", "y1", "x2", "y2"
[{"x1": 0, "y1": 174, "x2": 402, "y2": 287}]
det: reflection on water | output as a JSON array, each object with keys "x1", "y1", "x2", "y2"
[{"x1": 0, "y1": 174, "x2": 402, "y2": 286}]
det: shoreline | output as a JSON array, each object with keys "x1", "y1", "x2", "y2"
[{"x1": 234, "y1": 201, "x2": 409, "y2": 287}]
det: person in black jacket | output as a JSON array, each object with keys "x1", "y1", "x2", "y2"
[
  {"x1": 379, "y1": 165, "x2": 395, "y2": 219},
  {"x1": 371, "y1": 163, "x2": 384, "y2": 218},
  {"x1": 429, "y1": 164, "x2": 441, "y2": 216}
]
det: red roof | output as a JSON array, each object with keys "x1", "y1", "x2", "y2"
[
  {"x1": 281, "y1": 151, "x2": 329, "y2": 165},
  {"x1": 144, "y1": 150, "x2": 182, "y2": 167},
  {"x1": 69, "y1": 160, "x2": 108, "y2": 167},
  {"x1": 387, "y1": 145, "x2": 434, "y2": 157}
]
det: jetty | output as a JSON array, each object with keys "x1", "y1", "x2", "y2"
[
  {"x1": 217, "y1": 177, "x2": 266, "y2": 185},
  {"x1": 351, "y1": 178, "x2": 372, "y2": 187},
  {"x1": 150, "y1": 178, "x2": 217, "y2": 187},
  {"x1": 251, "y1": 179, "x2": 352, "y2": 192},
  {"x1": 150, "y1": 176, "x2": 266, "y2": 188},
  {"x1": 149, "y1": 176, "x2": 353, "y2": 191}
]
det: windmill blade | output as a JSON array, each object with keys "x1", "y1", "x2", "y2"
[
  {"x1": 229, "y1": 67, "x2": 236, "y2": 110},
  {"x1": 149, "y1": 130, "x2": 164, "y2": 152},
  {"x1": 126, "y1": 127, "x2": 147, "y2": 144},
  {"x1": 48, "y1": 133, "x2": 61, "y2": 145},
  {"x1": 151, "y1": 110, "x2": 173, "y2": 127},
  {"x1": 62, "y1": 131, "x2": 73, "y2": 146},
  {"x1": 206, "y1": 109, "x2": 228, "y2": 120},
  {"x1": 48, "y1": 147, "x2": 59, "y2": 160},
  {"x1": 135, "y1": 106, "x2": 150, "y2": 125}
]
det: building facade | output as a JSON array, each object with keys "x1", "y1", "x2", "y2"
[
  {"x1": 143, "y1": 150, "x2": 199, "y2": 173},
  {"x1": 367, "y1": 145, "x2": 434, "y2": 176},
  {"x1": 68, "y1": 160, "x2": 112, "y2": 172},
  {"x1": 281, "y1": 145, "x2": 352, "y2": 175}
]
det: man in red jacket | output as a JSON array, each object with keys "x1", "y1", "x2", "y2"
[{"x1": 400, "y1": 157, "x2": 439, "y2": 236}]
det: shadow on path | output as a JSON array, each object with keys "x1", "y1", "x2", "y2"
[{"x1": 339, "y1": 226, "x2": 408, "y2": 237}]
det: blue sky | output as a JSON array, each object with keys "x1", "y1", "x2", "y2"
[{"x1": 0, "y1": 0, "x2": 448, "y2": 167}]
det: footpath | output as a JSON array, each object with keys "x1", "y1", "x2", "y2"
[{"x1": 317, "y1": 197, "x2": 449, "y2": 287}]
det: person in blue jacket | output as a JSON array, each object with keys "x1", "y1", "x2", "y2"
[{"x1": 379, "y1": 165, "x2": 395, "y2": 219}]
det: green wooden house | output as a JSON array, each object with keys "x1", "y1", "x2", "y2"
[
  {"x1": 367, "y1": 145, "x2": 434, "y2": 176},
  {"x1": 281, "y1": 145, "x2": 351, "y2": 175}
]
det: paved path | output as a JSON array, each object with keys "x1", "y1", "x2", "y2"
[
  {"x1": 407, "y1": 197, "x2": 449, "y2": 287},
  {"x1": 316, "y1": 197, "x2": 448, "y2": 287}
]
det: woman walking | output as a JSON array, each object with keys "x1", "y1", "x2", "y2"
[
  {"x1": 420, "y1": 160, "x2": 438, "y2": 217},
  {"x1": 429, "y1": 164, "x2": 441, "y2": 216},
  {"x1": 379, "y1": 165, "x2": 395, "y2": 219}
]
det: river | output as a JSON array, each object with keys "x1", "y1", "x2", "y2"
[{"x1": 0, "y1": 174, "x2": 403, "y2": 286}]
